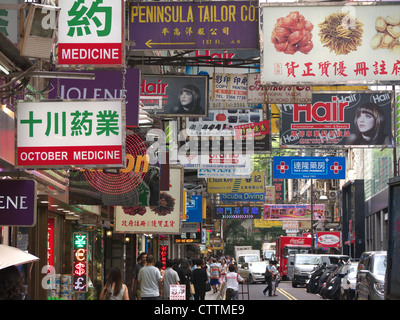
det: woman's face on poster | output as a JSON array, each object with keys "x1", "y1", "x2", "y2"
[
  {"x1": 357, "y1": 111, "x2": 375, "y2": 133},
  {"x1": 180, "y1": 89, "x2": 193, "y2": 106}
]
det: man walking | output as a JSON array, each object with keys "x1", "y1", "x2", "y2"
[
  {"x1": 209, "y1": 258, "x2": 221, "y2": 293},
  {"x1": 162, "y1": 259, "x2": 180, "y2": 300},
  {"x1": 219, "y1": 264, "x2": 245, "y2": 300},
  {"x1": 138, "y1": 255, "x2": 162, "y2": 300},
  {"x1": 262, "y1": 260, "x2": 274, "y2": 296},
  {"x1": 132, "y1": 252, "x2": 147, "y2": 299}
]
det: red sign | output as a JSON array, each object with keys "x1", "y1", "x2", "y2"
[
  {"x1": 47, "y1": 218, "x2": 55, "y2": 268},
  {"x1": 234, "y1": 120, "x2": 269, "y2": 140}
]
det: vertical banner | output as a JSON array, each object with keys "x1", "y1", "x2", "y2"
[{"x1": 72, "y1": 232, "x2": 88, "y2": 292}]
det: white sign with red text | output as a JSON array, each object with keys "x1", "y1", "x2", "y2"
[
  {"x1": 16, "y1": 100, "x2": 125, "y2": 168},
  {"x1": 58, "y1": 0, "x2": 124, "y2": 65},
  {"x1": 261, "y1": 3, "x2": 400, "y2": 84},
  {"x1": 317, "y1": 231, "x2": 342, "y2": 248}
]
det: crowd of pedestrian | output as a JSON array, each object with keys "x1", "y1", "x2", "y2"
[{"x1": 126, "y1": 253, "x2": 242, "y2": 300}]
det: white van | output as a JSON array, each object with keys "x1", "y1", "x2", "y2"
[{"x1": 291, "y1": 254, "x2": 349, "y2": 287}]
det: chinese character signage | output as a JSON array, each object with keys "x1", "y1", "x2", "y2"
[
  {"x1": 115, "y1": 166, "x2": 183, "y2": 234},
  {"x1": 69, "y1": 127, "x2": 160, "y2": 206},
  {"x1": 214, "y1": 205, "x2": 263, "y2": 219},
  {"x1": 261, "y1": 3, "x2": 400, "y2": 84},
  {"x1": 58, "y1": 0, "x2": 124, "y2": 66},
  {"x1": 129, "y1": 1, "x2": 259, "y2": 50},
  {"x1": 16, "y1": 100, "x2": 125, "y2": 168},
  {"x1": 49, "y1": 69, "x2": 140, "y2": 127},
  {"x1": 263, "y1": 204, "x2": 325, "y2": 221},
  {"x1": 280, "y1": 92, "x2": 393, "y2": 146},
  {"x1": 265, "y1": 86, "x2": 312, "y2": 104},
  {"x1": 273, "y1": 156, "x2": 346, "y2": 180},
  {"x1": 140, "y1": 75, "x2": 208, "y2": 117},
  {"x1": 0, "y1": 179, "x2": 37, "y2": 227},
  {"x1": 73, "y1": 232, "x2": 88, "y2": 292},
  {"x1": 213, "y1": 73, "x2": 247, "y2": 102},
  {"x1": 207, "y1": 171, "x2": 265, "y2": 194},
  {"x1": 185, "y1": 195, "x2": 203, "y2": 223}
]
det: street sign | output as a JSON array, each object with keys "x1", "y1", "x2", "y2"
[{"x1": 273, "y1": 156, "x2": 345, "y2": 180}]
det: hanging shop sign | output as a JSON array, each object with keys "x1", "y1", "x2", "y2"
[
  {"x1": 114, "y1": 166, "x2": 183, "y2": 234},
  {"x1": 49, "y1": 69, "x2": 140, "y2": 127},
  {"x1": 58, "y1": 0, "x2": 124, "y2": 66},
  {"x1": 129, "y1": 1, "x2": 259, "y2": 50},
  {"x1": 197, "y1": 167, "x2": 252, "y2": 179},
  {"x1": 16, "y1": 100, "x2": 125, "y2": 168},
  {"x1": 140, "y1": 75, "x2": 208, "y2": 117},
  {"x1": 316, "y1": 231, "x2": 342, "y2": 248},
  {"x1": 213, "y1": 73, "x2": 247, "y2": 102},
  {"x1": 254, "y1": 219, "x2": 282, "y2": 229},
  {"x1": 185, "y1": 195, "x2": 203, "y2": 223},
  {"x1": 265, "y1": 86, "x2": 312, "y2": 104},
  {"x1": 273, "y1": 156, "x2": 346, "y2": 180},
  {"x1": 214, "y1": 205, "x2": 263, "y2": 219},
  {"x1": 261, "y1": 2, "x2": 400, "y2": 85},
  {"x1": 174, "y1": 232, "x2": 202, "y2": 244},
  {"x1": 0, "y1": 179, "x2": 37, "y2": 227},
  {"x1": 207, "y1": 171, "x2": 265, "y2": 194},
  {"x1": 72, "y1": 232, "x2": 88, "y2": 292},
  {"x1": 69, "y1": 127, "x2": 160, "y2": 206},
  {"x1": 263, "y1": 204, "x2": 325, "y2": 221},
  {"x1": 220, "y1": 193, "x2": 265, "y2": 202},
  {"x1": 280, "y1": 92, "x2": 393, "y2": 147}
]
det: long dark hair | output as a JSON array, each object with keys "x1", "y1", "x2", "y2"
[
  {"x1": 105, "y1": 267, "x2": 123, "y2": 296},
  {"x1": 0, "y1": 266, "x2": 25, "y2": 300},
  {"x1": 354, "y1": 102, "x2": 385, "y2": 140},
  {"x1": 177, "y1": 84, "x2": 201, "y2": 111}
]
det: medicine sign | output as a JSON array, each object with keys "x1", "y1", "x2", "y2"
[
  {"x1": 58, "y1": 0, "x2": 124, "y2": 66},
  {"x1": 273, "y1": 156, "x2": 346, "y2": 180},
  {"x1": 16, "y1": 100, "x2": 125, "y2": 169}
]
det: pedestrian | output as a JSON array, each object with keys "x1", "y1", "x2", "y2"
[
  {"x1": 100, "y1": 267, "x2": 129, "y2": 300},
  {"x1": 137, "y1": 255, "x2": 162, "y2": 300},
  {"x1": 192, "y1": 258, "x2": 208, "y2": 300},
  {"x1": 219, "y1": 264, "x2": 245, "y2": 300},
  {"x1": 173, "y1": 258, "x2": 186, "y2": 285},
  {"x1": 162, "y1": 259, "x2": 180, "y2": 300},
  {"x1": 131, "y1": 252, "x2": 147, "y2": 300},
  {"x1": 262, "y1": 260, "x2": 274, "y2": 296},
  {"x1": 271, "y1": 260, "x2": 280, "y2": 296},
  {"x1": 0, "y1": 266, "x2": 30, "y2": 300},
  {"x1": 181, "y1": 259, "x2": 193, "y2": 300},
  {"x1": 209, "y1": 258, "x2": 221, "y2": 293}
]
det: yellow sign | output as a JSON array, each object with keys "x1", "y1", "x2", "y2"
[
  {"x1": 207, "y1": 171, "x2": 265, "y2": 194},
  {"x1": 254, "y1": 220, "x2": 282, "y2": 228}
]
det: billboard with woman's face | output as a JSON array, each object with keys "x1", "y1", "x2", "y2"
[
  {"x1": 280, "y1": 91, "x2": 393, "y2": 147},
  {"x1": 140, "y1": 75, "x2": 208, "y2": 117}
]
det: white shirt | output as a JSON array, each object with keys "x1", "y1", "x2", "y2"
[{"x1": 222, "y1": 272, "x2": 243, "y2": 291}]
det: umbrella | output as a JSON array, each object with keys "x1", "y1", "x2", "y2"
[{"x1": 0, "y1": 244, "x2": 39, "y2": 270}]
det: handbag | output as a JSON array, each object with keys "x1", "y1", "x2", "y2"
[
  {"x1": 103, "y1": 287, "x2": 112, "y2": 300},
  {"x1": 190, "y1": 283, "x2": 195, "y2": 294}
]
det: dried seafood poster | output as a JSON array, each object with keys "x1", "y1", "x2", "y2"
[
  {"x1": 115, "y1": 166, "x2": 183, "y2": 234},
  {"x1": 261, "y1": 3, "x2": 400, "y2": 84}
]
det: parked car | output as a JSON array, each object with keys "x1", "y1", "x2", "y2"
[
  {"x1": 356, "y1": 251, "x2": 387, "y2": 300},
  {"x1": 339, "y1": 261, "x2": 358, "y2": 300},
  {"x1": 237, "y1": 261, "x2": 268, "y2": 284}
]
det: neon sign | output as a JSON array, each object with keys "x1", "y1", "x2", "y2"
[{"x1": 73, "y1": 232, "x2": 88, "y2": 292}]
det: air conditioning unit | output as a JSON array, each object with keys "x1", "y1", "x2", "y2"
[
  {"x1": 315, "y1": 181, "x2": 324, "y2": 190},
  {"x1": 19, "y1": 3, "x2": 60, "y2": 60},
  {"x1": 328, "y1": 190, "x2": 338, "y2": 199}
]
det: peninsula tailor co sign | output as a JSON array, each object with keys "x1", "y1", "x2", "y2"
[
  {"x1": 129, "y1": 1, "x2": 259, "y2": 50},
  {"x1": 280, "y1": 92, "x2": 393, "y2": 146},
  {"x1": 273, "y1": 156, "x2": 346, "y2": 180},
  {"x1": 16, "y1": 100, "x2": 125, "y2": 168},
  {"x1": 58, "y1": 0, "x2": 124, "y2": 65},
  {"x1": 261, "y1": 2, "x2": 400, "y2": 84}
]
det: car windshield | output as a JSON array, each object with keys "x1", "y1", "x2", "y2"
[
  {"x1": 244, "y1": 255, "x2": 260, "y2": 262},
  {"x1": 373, "y1": 255, "x2": 387, "y2": 276},
  {"x1": 295, "y1": 256, "x2": 321, "y2": 265},
  {"x1": 264, "y1": 251, "x2": 274, "y2": 259}
]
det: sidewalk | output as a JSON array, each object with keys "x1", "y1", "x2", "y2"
[{"x1": 205, "y1": 289, "x2": 222, "y2": 300}]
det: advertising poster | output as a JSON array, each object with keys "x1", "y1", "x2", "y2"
[
  {"x1": 49, "y1": 69, "x2": 141, "y2": 127},
  {"x1": 280, "y1": 92, "x2": 393, "y2": 146},
  {"x1": 213, "y1": 73, "x2": 247, "y2": 102},
  {"x1": 316, "y1": 231, "x2": 342, "y2": 248},
  {"x1": 129, "y1": 1, "x2": 259, "y2": 50},
  {"x1": 263, "y1": 204, "x2": 325, "y2": 220},
  {"x1": 261, "y1": 3, "x2": 400, "y2": 84},
  {"x1": 214, "y1": 205, "x2": 263, "y2": 219},
  {"x1": 69, "y1": 127, "x2": 160, "y2": 206},
  {"x1": 114, "y1": 166, "x2": 182, "y2": 234},
  {"x1": 16, "y1": 100, "x2": 125, "y2": 168},
  {"x1": 140, "y1": 75, "x2": 208, "y2": 117}
]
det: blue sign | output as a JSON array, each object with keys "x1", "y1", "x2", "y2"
[
  {"x1": 214, "y1": 206, "x2": 263, "y2": 219},
  {"x1": 220, "y1": 193, "x2": 265, "y2": 202},
  {"x1": 273, "y1": 156, "x2": 345, "y2": 180},
  {"x1": 185, "y1": 195, "x2": 203, "y2": 223}
]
